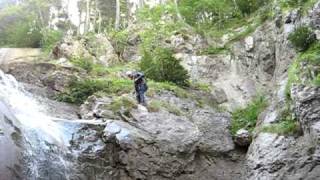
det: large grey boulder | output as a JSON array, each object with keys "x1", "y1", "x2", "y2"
[{"x1": 71, "y1": 92, "x2": 244, "y2": 179}]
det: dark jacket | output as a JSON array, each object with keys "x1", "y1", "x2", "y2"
[{"x1": 134, "y1": 72, "x2": 148, "y2": 92}]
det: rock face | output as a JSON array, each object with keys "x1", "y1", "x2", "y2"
[
  {"x1": 245, "y1": 85, "x2": 320, "y2": 180},
  {"x1": 71, "y1": 93, "x2": 244, "y2": 179},
  {"x1": 53, "y1": 34, "x2": 119, "y2": 66},
  {"x1": 4, "y1": 62, "x2": 84, "y2": 97}
]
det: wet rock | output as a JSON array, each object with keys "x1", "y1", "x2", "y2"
[
  {"x1": 5, "y1": 62, "x2": 84, "y2": 96},
  {"x1": 234, "y1": 129, "x2": 252, "y2": 147}
]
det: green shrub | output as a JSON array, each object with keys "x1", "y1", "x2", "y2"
[
  {"x1": 56, "y1": 79, "x2": 110, "y2": 104},
  {"x1": 280, "y1": 0, "x2": 309, "y2": 8},
  {"x1": 288, "y1": 26, "x2": 316, "y2": 52},
  {"x1": 231, "y1": 95, "x2": 268, "y2": 135},
  {"x1": 109, "y1": 29, "x2": 129, "y2": 58},
  {"x1": 56, "y1": 78, "x2": 132, "y2": 104},
  {"x1": 110, "y1": 96, "x2": 138, "y2": 113},
  {"x1": 41, "y1": 28, "x2": 63, "y2": 53},
  {"x1": 261, "y1": 120, "x2": 299, "y2": 135},
  {"x1": 261, "y1": 106, "x2": 300, "y2": 135},
  {"x1": 313, "y1": 74, "x2": 320, "y2": 86},
  {"x1": 139, "y1": 47, "x2": 189, "y2": 86},
  {"x1": 70, "y1": 56, "x2": 95, "y2": 73},
  {"x1": 237, "y1": 0, "x2": 270, "y2": 15},
  {"x1": 147, "y1": 81, "x2": 190, "y2": 98}
]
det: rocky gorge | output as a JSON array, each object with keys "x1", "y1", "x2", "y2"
[{"x1": 0, "y1": 0, "x2": 320, "y2": 180}]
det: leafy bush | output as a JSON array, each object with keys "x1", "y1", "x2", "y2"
[
  {"x1": 285, "y1": 43, "x2": 320, "y2": 99},
  {"x1": 139, "y1": 47, "x2": 189, "y2": 86},
  {"x1": 280, "y1": 0, "x2": 310, "y2": 8},
  {"x1": 288, "y1": 26, "x2": 316, "y2": 52},
  {"x1": 41, "y1": 28, "x2": 63, "y2": 53},
  {"x1": 0, "y1": 2, "x2": 50, "y2": 48},
  {"x1": 70, "y1": 56, "x2": 95, "y2": 73},
  {"x1": 56, "y1": 78, "x2": 132, "y2": 104},
  {"x1": 314, "y1": 74, "x2": 320, "y2": 86},
  {"x1": 261, "y1": 106, "x2": 300, "y2": 135},
  {"x1": 109, "y1": 29, "x2": 129, "y2": 58},
  {"x1": 237, "y1": 0, "x2": 270, "y2": 15},
  {"x1": 231, "y1": 95, "x2": 268, "y2": 135}
]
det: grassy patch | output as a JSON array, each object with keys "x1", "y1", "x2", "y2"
[
  {"x1": 231, "y1": 95, "x2": 268, "y2": 135},
  {"x1": 147, "y1": 99, "x2": 182, "y2": 116},
  {"x1": 147, "y1": 81, "x2": 190, "y2": 98},
  {"x1": 261, "y1": 120, "x2": 299, "y2": 135},
  {"x1": 285, "y1": 42, "x2": 320, "y2": 100},
  {"x1": 199, "y1": 46, "x2": 230, "y2": 55},
  {"x1": 261, "y1": 105, "x2": 300, "y2": 135},
  {"x1": 190, "y1": 82, "x2": 212, "y2": 93},
  {"x1": 110, "y1": 96, "x2": 138, "y2": 113},
  {"x1": 288, "y1": 26, "x2": 316, "y2": 52},
  {"x1": 56, "y1": 78, "x2": 132, "y2": 104}
]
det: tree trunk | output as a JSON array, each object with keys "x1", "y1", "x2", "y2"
[
  {"x1": 85, "y1": 0, "x2": 91, "y2": 33},
  {"x1": 115, "y1": 0, "x2": 121, "y2": 30}
]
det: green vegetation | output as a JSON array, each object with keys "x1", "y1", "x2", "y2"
[
  {"x1": 231, "y1": 95, "x2": 268, "y2": 135},
  {"x1": 110, "y1": 96, "x2": 138, "y2": 113},
  {"x1": 108, "y1": 29, "x2": 129, "y2": 59},
  {"x1": 261, "y1": 119, "x2": 299, "y2": 135},
  {"x1": 237, "y1": 0, "x2": 271, "y2": 15},
  {"x1": 190, "y1": 82, "x2": 212, "y2": 93},
  {"x1": 199, "y1": 47, "x2": 230, "y2": 55},
  {"x1": 288, "y1": 26, "x2": 316, "y2": 52},
  {"x1": 178, "y1": 0, "x2": 272, "y2": 41},
  {"x1": 148, "y1": 99, "x2": 182, "y2": 116},
  {"x1": 285, "y1": 42, "x2": 320, "y2": 99},
  {"x1": 139, "y1": 47, "x2": 189, "y2": 86},
  {"x1": 261, "y1": 106, "x2": 300, "y2": 135},
  {"x1": 56, "y1": 78, "x2": 132, "y2": 104},
  {"x1": 0, "y1": 0, "x2": 53, "y2": 48},
  {"x1": 70, "y1": 56, "x2": 95, "y2": 73},
  {"x1": 41, "y1": 28, "x2": 63, "y2": 53}
]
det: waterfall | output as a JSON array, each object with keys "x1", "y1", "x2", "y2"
[{"x1": 0, "y1": 69, "x2": 76, "y2": 179}]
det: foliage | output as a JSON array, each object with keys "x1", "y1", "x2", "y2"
[
  {"x1": 0, "y1": 0, "x2": 52, "y2": 48},
  {"x1": 148, "y1": 99, "x2": 182, "y2": 115},
  {"x1": 288, "y1": 26, "x2": 316, "y2": 52},
  {"x1": 139, "y1": 47, "x2": 189, "y2": 86},
  {"x1": 190, "y1": 82, "x2": 212, "y2": 93},
  {"x1": 261, "y1": 106, "x2": 300, "y2": 135},
  {"x1": 231, "y1": 95, "x2": 268, "y2": 135},
  {"x1": 261, "y1": 119, "x2": 299, "y2": 135},
  {"x1": 108, "y1": 29, "x2": 129, "y2": 58},
  {"x1": 41, "y1": 28, "x2": 63, "y2": 53},
  {"x1": 199, "y1": 46, "x2": 229, "y2": 55},
  {"x1": 314, "y1": 74, "x2": 320, "y2": 86},
  {"x1": 280, "y1": 0, "x2": 310, "y2": 8},
  {"x1": 285, "y1": 42, "x2": 320, "y2": 100},
  {"x1": 110, "y1": 96, "x2": 137, "y2": 113},
  {"x1": 56, "y1": 78, "x2": 132, "y2": 104},
  {"x1": 147, "y1": 81, "x2": 190, "y2": 98},
  {"x1": 237, "y1": 0, "x2": 270, "y2": 15},
  {"x1": 70, "y1": 56, "x2": 95, "y2": 73}
]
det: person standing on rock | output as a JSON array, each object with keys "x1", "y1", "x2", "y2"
[{"x1": 126, "y1": 71, "x2": 148, "y2": 105}]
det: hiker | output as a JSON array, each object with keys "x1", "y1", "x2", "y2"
[{"x1": 126, "y1": 71, "x2": 148, "y2": 105}]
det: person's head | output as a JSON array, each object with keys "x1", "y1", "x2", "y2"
[{"x1": 126, "y1": 71, "x2": 134, "y2": 80}]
